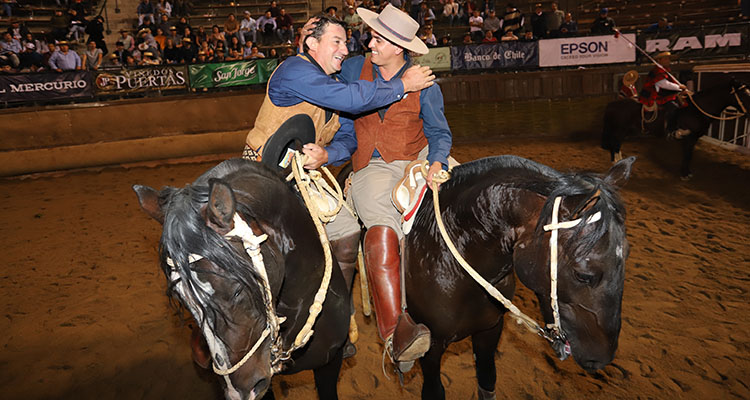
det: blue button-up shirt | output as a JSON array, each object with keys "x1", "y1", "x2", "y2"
[
  {"x1": 327, "y1": 55, "x2": 452, "y2": 169},
  {"x1": 48, "y1": 50, "x2": 82, "y2": 71}
]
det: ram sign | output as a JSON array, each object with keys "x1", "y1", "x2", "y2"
[
  {"x1": 538, "y1": 34, "x2": 636, "y2": 67},
  {"x1": 639, "y1": 24, "x2": 749, "y2": 60}
]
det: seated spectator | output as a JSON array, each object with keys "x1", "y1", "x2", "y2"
[
  {"x1": 196, "y1": 50, "x2": 207, "y2": 63},
  {"x1": 519, "y1": 29, "x2": 536, "y2": 41},
  {"x1": 346, "y1": 27, "x2": 361, "y2": 53},
  {"x1": 138, "y1": 17, "x2": 156, "y2": 36},
  {"x1": 175, "y1": 16, "x2": 190, "y2": 33},
  {"x1": 344, "y1": 6, "x2": 363, "y2": 41},
  {"x1": 182, "y1": 26, "x2": 196, "y2": 44},
  {"x1": 162, "y1": 38, "x2": 179, "y2": 63},
  {"x1": 195, "y1": 25, "x2": 207, "y2": 43},
  {"x1": 421, "y1": 26, "x2": 437, "y2": 47},
  {"x1": 529, "y1": 3, "x2": 546, "y2": 39},
  {"x1": 256, "y1": 10, "x2": 276, "y2": 45},
  {"x1": 359, "y1": 26, "x2": 372, "y2": 49},
  {"x1": 111, "y1": 40, "x2": 131, "y2": 65},
  {"x1": 213, "y1": 40, "x2": 226, "y2": 57},
  {"x1": 153, "y1": 27, "x2": 167, "y2": 50},
  {"x1": 125, "y1": 54, "x2": 137, "y2": 67},
  {"x1": 469, "y1": 10, "x2": 483, "y2": 42},
  {"x1": 167, "y1": 26, "x2": 180, "y2": 44},
  {"x1": 239, "y1": 10, "x2": 257, "y2": 45},
  {"x1": 501, "y1": 2, "x2": 523, "y2": 35},
  {"x1": 119, "y1": 29, "x2": 135, "y2": 52},
  {"x1": 43, "y1": 42, "x2": 56, "y2": 68},
  {"x1": 19, "y1": 42, "x2": 44, "y2": 71},
  {"x1": 86, "y1": 15, "x2": 107, "y2": 54},
  {"x1": 267, "y1": 0, "x2": 280, "y2": 18},
  {"x1": 438, "y1": 35, "x2": 451, "y2": 46},
  {"x1": 417, "y1": 2, "x2": 435, "y2": 26},
  {"x1": 644, "y1": 17, "x2": 672, "y2": 34},
  {"x1": 66, "y1": 9, "x2": 87, "y2": 43},
  {"x1": 7, "y1": 19, "x2": 30, "y2": 40},
  {"x1": 246, "y1": 44, "x2": 264, "y2": 59},
  {"x1": 50, "y1": 10, "x2": 70, "y2": 41},
  {"x1": 48, "y1": 40, "x2": 81, "y2": 71},
  {"x1": 268, "y1": 47, "x2": 278, "y2": 58},
  {"x1": 558, "y1": 12, "x2": 577, "y2": 37},
  {"x1": 22, "y1": 33, "x2": 46, "y2": 55},
  {"x1": 1, "y1": 0, "x2": 15, "y2": 21},
  {"x1": 481, "y1": 29, "x2": 497, "y2": 43},
  {"x1": 224, "y1": 13, "x2": 240, "y2": 41},
  {"x1": 590, "y1": 7, "x2": 615, "y2": 35},
  {"x1": 500, "y1": 29, "x2": 518, "y2": 41},
  {"x1": 177, "y1": 36, "x2": 196, "y2": 63},
  {"x1": 478, "y1": 0, "x2": 494, "y2": 17},
  {"x1": 442, "y1": 0, "x2": 459, "y2": 26},
  {"x1": 140, "y1": 51, "x2": 160, "y2": 65},
  {"x1": 81, "y1": 40, "x2": 102, "y2": 70},
  {"x1": 324, "y1": 6, "x2": 338, "y2": 19},
  {"x1": 156, "y1": 0, "x2": 172, "y2": 18},
  {"x1": 228, "y1": 35, "x2": 242, "y2": 54},
  {"x1": 209, "y1": 24, "x2": 225, "y2": 48},
  {"x1": 138, "y1": 27, "x2": 158, "y2": 50},
  {"x1": 157, "y1": 14, "x2": 171, "y2": 35},
  {"x1": 276, "y1": 8, "x2": 294, "y2": 44},
  {"x1": 173, "y1": 0, "x2": 192, "y2": 18},
  {"x1": 137, "y1": 0, "x2": 155, "y2": 25},
  {"x1": 69, "y1": 0, "x2": 87, "y2": 19},
  {"x1": 281, "y1": 45, "x2": 295, "y2": 60},
  {"x1": 0, "y1": 31, "x2": 21, "y2": 68},
  {"x1": 484, "y1": 9, "x2": 501, "y2": 39},
  {"x1": 462, "y1": 32, "x2": 473, "y2": 44},
  {"x1": 227, "y1": 48, "x2": 243, "y2": 61},
  {"x1": 242, "y1": 39, "x2": 253, "y2": 58}
]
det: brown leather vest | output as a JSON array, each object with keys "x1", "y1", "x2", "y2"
[
  {"x1": 352, "y1": 57, "x2": 426, "y2": 172},
  {"x1": 245, "y1": 55, "x2": 341, "y2": 153}
]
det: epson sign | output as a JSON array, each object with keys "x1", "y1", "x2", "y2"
[{"x1": 646, "y1": 33, "x2": 742, "y2": 52}]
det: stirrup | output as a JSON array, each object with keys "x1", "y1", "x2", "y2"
[
  {"x1": 383, "y1": 336, "x2": 416, "y2": 375},
  {"x1": 670, "y1": 128, "x2": 691, "y2": 139}
]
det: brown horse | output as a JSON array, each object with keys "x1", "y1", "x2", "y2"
[
  {"x1": 134, "y1": 159, "x2": 350, "y2": 400},
  {"x1": 403, "y1": 155, "x2": 634, "y2": 399}
]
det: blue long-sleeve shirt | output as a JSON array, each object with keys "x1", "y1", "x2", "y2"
[
  {"x1": 326, "y1": 55, "x2": 452, "y2": 169},
  {"x1": 48, "y1": 50, "x2": 81, "y2": 71}
]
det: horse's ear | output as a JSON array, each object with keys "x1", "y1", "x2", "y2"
[
  {"x1": 604, "y1": 156, "x2": 636, "y2": 189},
  {"x1": 206, "y1": 178, "x2": 236, "y2": 233},
  {"x1": 133, "y1": 185, "x2": 165, "y2": 224}
]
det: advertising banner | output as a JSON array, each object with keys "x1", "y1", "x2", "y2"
[
  {"x1": 638, "y1": 24, "x2": 749, "y2": 60},
  {"x1": 188, "y1": 59, "x2": 278, "y2": 89},
  {"x1": 0, "y1": 71, "x2": 92, "y2": 102},
  {"x1": 94, "y1": 66, "x2": 188, "y2": 93},
  {"x1": 451, "y1": 41, "x2": 538, "y2": 70},
  {"x1": 538, "y1": 33, "x2": 636, "y2": 67},
  {"x1": 412, "y1": 46, "x2": 452, "y2": 72}
]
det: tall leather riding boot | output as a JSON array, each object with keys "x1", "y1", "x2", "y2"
[
  {"x1": 330, "y1": 232, "x2": 360, "y2": 293},
  {"x1": 364, "y1": 226, "x2": 430, "y2": 366},
  {"x1": 331, "y1": 232, "x2": 361, "y2": 351}
]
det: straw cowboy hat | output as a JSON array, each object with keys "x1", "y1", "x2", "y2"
[
  {"x1": 653, "y1": 51, "x2": 672, "y2": 61},
  {"x1": 357, "y1": 4, "x2": 429, "y2": 55},
  {"x1": 622, "y1": 70, "x2": 639, "y2": 85}
]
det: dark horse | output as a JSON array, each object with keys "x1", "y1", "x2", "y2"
[
  {"x1": 404, "y1": 155, "x2": 634, "y2": 399},
  {"x1": 601, "y1": 78, "x2": 749, "y2": 178},
  {"x1": 133, "y1": 158, "x2": 349, "y2": 400}
]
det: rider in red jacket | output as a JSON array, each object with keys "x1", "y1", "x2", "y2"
[{"x1": 639, "y1": 52, "x2": 689, "y2": 137}]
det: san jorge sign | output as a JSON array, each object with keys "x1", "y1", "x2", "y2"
[{"x1": 188, "y1": 59, "x2": 278, "y2": 89}]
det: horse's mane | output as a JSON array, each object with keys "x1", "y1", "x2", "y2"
[
  {"x1": 158, "y1": 159, "x2": 278, "y2": 334},
  {"x1": 444, "y1": 155, "x2": 625, "y2": 258}
]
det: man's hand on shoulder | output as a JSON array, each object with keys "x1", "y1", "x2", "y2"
[
  {"x1": 302, "y1": 143, "x2": 328, "y2": 169},
  {"x1": 401, "y1": 65, "x2": 435, "y2": 93}
]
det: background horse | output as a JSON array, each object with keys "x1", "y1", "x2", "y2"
[
  {"x1": 405, "y1": 155, "x2": 634, "y2": 399},
  {"x1": 133, "y1": 159, "x2": 350, "y2": 400},
  {"x1": 601, "y1": 78, "x2": 749, "y2": 179}
]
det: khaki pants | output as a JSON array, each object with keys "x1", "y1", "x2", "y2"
[{"x1": 323, "y1": 197, "x2": 361, "y2": 241}]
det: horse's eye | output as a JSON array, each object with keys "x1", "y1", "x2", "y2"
[{"x1": 574, "y1": 271, "x2": 596, "y2": 285}]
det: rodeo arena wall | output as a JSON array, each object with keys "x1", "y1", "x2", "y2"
[{"x1": 0, "y1": 23, "x2": 748, "y2": 176}]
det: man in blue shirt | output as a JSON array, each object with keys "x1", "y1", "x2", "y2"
[
  {"x1": 302, "y1": 4, "x2": 453, "y2": 373},
  {"x1": 48, "y1": 41, "x2": 81, "y2": 71}
]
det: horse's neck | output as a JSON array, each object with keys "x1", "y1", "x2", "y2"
[{"x1": 693, "y1": 87, "x2": 733, "y2": 115}]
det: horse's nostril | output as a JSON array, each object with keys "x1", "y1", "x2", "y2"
[{"x1": 251, "y1": 378, "x2": 270, "y2": 398}]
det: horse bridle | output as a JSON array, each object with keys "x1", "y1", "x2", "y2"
[
  {"x1": 165, "y1": 212, "x2": 322, "y2": 377},
  {"x1": 688, "y1": 84, "x2": 749, "y2": 121},
  {"x1": 430, "y1": 170, "x2": 601, "y2": 361}
]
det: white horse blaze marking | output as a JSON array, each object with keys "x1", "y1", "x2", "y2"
[{"x1": 616, "y1": 245, "x2": 623, "y2": 259}]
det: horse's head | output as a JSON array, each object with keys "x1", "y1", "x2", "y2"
[
  {"x1": 514, "y1": 157, "x2": 634, "y2": 372},
  {"x1": 729, "y1": 78, "x2": 750, "y2": 113},
  {"x1": 134, "y1": 178, "x2": 280, "y2": 400}
]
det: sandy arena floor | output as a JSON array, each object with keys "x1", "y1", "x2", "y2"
[{"x1": 1, "y1": 136, "x2": 748, "y2": 399}]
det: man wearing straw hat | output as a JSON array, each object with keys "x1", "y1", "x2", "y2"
[
  {"x1": 304, "y1": 4, "x2": 453, "y2": 372},
  {"x1": 618, "y1": 70, "x2": 639, "y2": 100},
  {"x1": 639, "y1": 51, "x2": 688, "y2": 136}
]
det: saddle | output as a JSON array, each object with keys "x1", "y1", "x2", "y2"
[{"x1": 391, "y1": 160, "x2": 429, "y2": 235}]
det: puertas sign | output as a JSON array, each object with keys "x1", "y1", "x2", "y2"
[
  {"x1": 639, "y1": 24, "x2": 749, "y2": 60},
  {"x1": 0, "y1": 71, "x2": 92, "y2": 102},
  {"x1": 188, "y1": 59, "x2": 278, "y2": 89},
  {"x1": 450, "y1": 41, "x2": 538, "y2": 70},
  {"x1": 94, "y1": 66, "x2": 188, "y2": 93},
  {"x1": 538, "y1": 34, "x2": 636, "y2": 67}
]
